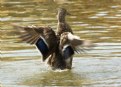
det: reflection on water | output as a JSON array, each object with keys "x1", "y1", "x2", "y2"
[
  {"x1": 1, "y1": 0, "x2": 121, "y2": 87},
  {"x1": 23, "y1": 70, "x2": 85, "y2": 86}
]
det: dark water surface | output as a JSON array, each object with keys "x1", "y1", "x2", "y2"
[{"x1": 1, "y1": 0, "x2": 121, "y2": 87}]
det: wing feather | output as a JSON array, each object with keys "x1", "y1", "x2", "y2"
[
  {"x1": 12, "y1": 24, "x2": 43, "y2": 44},
  {"x1": 12, "y1": 24, "x2": 57, "y2": 61},
  {"x1": 60, "y1": 32, "x2": 94, "y2": 54}
]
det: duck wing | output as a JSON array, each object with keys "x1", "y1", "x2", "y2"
[
  {"x1": 59, "y1": 32, "x2": 74, "y2": 59},
  {"x1": 12, "y1": 24, "x2": 58, "y2": 61},
  {"x1": 60, "y1": 32, "x2": 94, "y2": 54}
]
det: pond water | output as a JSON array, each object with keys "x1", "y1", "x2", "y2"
[{"x1": 0, "y1": 0, "x2": 121, "y2": 87}]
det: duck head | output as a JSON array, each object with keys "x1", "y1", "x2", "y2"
[{"x1": 57, "y1": 8, "x2": 71, "y2": 22}]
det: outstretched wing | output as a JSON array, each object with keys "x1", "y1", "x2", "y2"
[
  {"x1": 12, "y1": 24, "x2": 57, "y2": 61},
  {"x1": 60, "y1": 32, "x2": 94, "y2": 55},
  {"x1": 67, "y1": 32, "x2": 93, "y2": 47},
  {"x1": 59, "y1": 32, "x2": 75, "y2": 60},
  {"x1": 12, "y1": 24, "x2": 43, "y2": 44}
]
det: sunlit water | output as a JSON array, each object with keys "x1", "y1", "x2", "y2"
[{"x1": 0, "y1": 0, "x2": 121, "y2": 87}]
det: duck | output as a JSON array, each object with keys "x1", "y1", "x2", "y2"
[{"x1": 12, "y1": 8, "x2": 93, "y2": 70}]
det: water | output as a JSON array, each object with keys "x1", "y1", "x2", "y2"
[{"x1": 1, "y1": 0, "x2": 121, "y2": 87}]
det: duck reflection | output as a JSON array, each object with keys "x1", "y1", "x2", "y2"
[{"x1": 22, "y1": 70, "x2": 86, "y2": 86}]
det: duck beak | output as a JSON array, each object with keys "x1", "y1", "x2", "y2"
[{"x1": 67, "y1": 12, "x2": 71, "y2": 15}]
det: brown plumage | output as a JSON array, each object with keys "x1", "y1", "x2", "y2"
[
  {"x1": 56, "y1": 8, "x2": 73, "y2": 37},
  {"x1": 12, "y1": 8, "x2": 94, "y2": 70},
  {"x1": 13, "y1": 24, "x2": 58, "y2": 61}
]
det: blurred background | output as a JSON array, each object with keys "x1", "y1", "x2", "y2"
[{"x1": 0, "y1": 0, "x2": 121, "y2": 87}]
